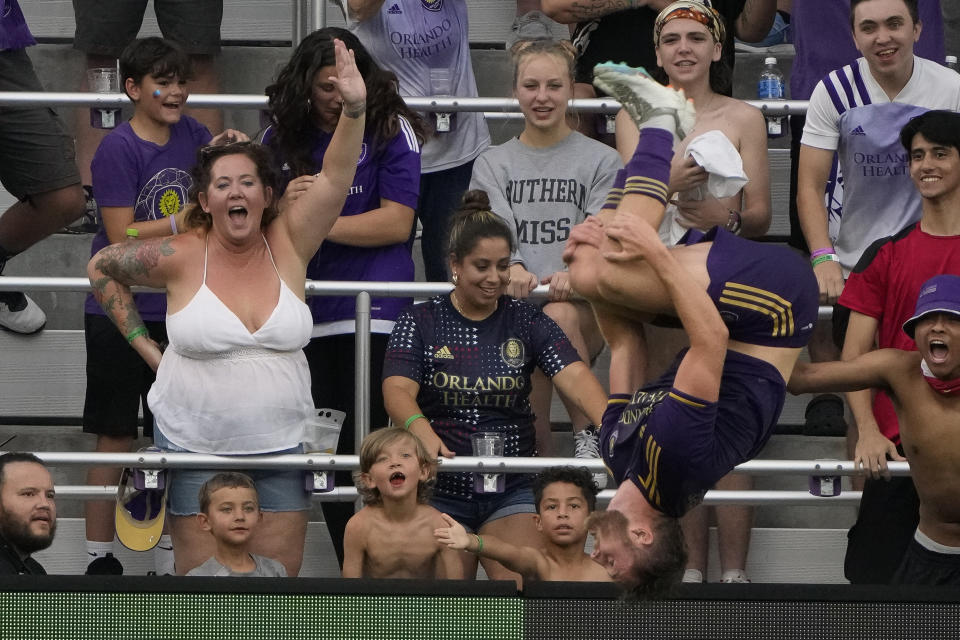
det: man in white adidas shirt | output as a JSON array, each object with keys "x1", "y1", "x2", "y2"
[{"x1": 797, "y1": 0, "x2": 960, "y2": 305}]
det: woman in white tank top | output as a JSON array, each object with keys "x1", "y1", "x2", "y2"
[{"x1": 86, "y1": 39, "x2": 366, "y2": 577}]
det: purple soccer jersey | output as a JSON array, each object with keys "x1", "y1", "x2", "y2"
[
  {"x1": 601, "y1": 350, "x2": 786, "y2": 517},
  {"x1": 84, "y1": 116, "x2": 212, "y2": 320},
  {"x1": 383, "y1": 295, "x2": 580, "y2": 498},
  {"x1": 263, "y1": 118, "x2": 421, "y2": 325}
]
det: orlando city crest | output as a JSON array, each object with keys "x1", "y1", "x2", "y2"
[
  {"x1": 500, "y1": 338, "x2": 524, "y2": 368},
  {"x1": 421, "y1": 0, "x2": 443, "y2": 11}
]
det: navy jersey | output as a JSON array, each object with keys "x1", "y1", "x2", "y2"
[{"x1": 384, "y1": 295, "x2": 580, "y2": 498}]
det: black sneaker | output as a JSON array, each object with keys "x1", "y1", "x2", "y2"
[
  {"x1": 803, "y1": 393, "x2": 847, "y2": 437},
  {"x1": 61, "y1": 185, "x2": 100, "y2": 234},
  {"x1": 86, "y1": 553, "x2": 123, "y2": 575}
]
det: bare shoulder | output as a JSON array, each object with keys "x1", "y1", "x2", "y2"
[
  {"x1": 886, "y1": 349, "x2": 923, "y2": 382},
  {"x1": 719, "y1": 97, "x2": 765, "y2": 131},
  {"x1": 346, "y1": 505, "x2": 377, "y2": 530}
]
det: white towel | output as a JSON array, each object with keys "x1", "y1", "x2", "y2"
[
  {"x1": 685, "y1": 129, "x2": 749, "y2": 199},
  {"x1": 658, "y1": 130, "x2": 749, "y2": 244}
]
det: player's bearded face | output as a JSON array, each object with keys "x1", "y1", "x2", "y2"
[{"x1": 586, "y1": 509, "x2": 638, "y2": 581}]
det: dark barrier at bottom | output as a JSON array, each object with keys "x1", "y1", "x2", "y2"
[{"x1": 1, "y1": 577, "x2": 958, "y2": 640}]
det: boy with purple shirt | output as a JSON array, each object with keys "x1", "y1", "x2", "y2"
[{"x1": 82, "y1": 37, "x2": 242, "y2": 575}]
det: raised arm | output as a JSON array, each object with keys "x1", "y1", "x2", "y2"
[
  {"x1": 542, "y1": 0, "x2": 672, "y2": 25},
  {"x1": 434, "y1": 513, "x2": 548, "y2": 579},
  {"x1": 87, "y1": 236, "x2": 179, "y2": 371},
  {"x1": 347, "y1": 0, "x2": 386, "y2": 22},
  {"x1": 733, "y1": 0, "x2": 777, "y2": 43},
  {"x1": 281, "y1": 39, "x2": 366, "y2": 262}
]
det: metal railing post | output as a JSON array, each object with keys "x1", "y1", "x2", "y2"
[
  {"x1": 292, "y1": 0, "x2": 307, "y2": 46},
  {"x1": 354, "y1": 291, "x2": 371, "y2": 451},
  {"x1": 311, "y1": 0, "x2": 327, "y2": 32}
]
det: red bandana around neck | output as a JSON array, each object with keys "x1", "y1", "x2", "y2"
[{"x1": 921, "y1": 359, "x2": 960, "y2": 395}]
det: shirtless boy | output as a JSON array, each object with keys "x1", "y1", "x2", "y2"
[
  {"x1": 342, "y1": 427, "x2": 463, "y2": 579},
  {"x1": 434, "y1": 466, "x2": 611, "y2": 583},
  {"x1": 789, "y1": 274, "x2": 960, "y2": 585}
]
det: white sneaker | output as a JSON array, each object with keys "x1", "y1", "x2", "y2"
[
  {"x1": 508, "y1": 11, "x2": 555, "y2": 49},
  {"x1": 592, "y1": 61, "x2": 697, "y2": 139},
  {"x1": 0, "y1": 291, "x2": 46, "y2": 334},
  {"x1": 682, "y1": 569, "x2": 704, "y2": 583},
  {"x1": 573, "y1": 426, "x2": 607, "y2": 489},
  {"x1": 720, "y1": 569, "x2": 751, "y2": 583}
]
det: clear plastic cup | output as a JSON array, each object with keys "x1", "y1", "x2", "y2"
[
  {"x1": 429, "y1": 67, "x2": 457, "y2": 133},
  {"x1": 471, "y1": 432, "x2": 505, "y2": 494},
  {"x1": 303, "y1": 408, "x2": 344, "y2": 493},
  {"x1": 87, "y1": 67, "x2": 121, "y2": 129}
]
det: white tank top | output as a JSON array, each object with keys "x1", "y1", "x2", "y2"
[{"x1": 148, "y1": 235, "x2": 314, "y2": 454}]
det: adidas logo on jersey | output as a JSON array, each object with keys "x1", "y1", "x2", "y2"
[
  {"x1": 850, "y1": 125, "x2": 866, "y2": 136},
  {"x1": 434, "y1": 345, "x2": 454, "y2": 360},
  {"x1": 388, "y1": 3, "x2": 402, "y2": 14}
]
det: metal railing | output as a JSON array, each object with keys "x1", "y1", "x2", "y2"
[
  {"x1": 0, "y1": 91, "x2": 808, "y2": 119},
  {"x1": 32, "y1": 451, "x2": 894, "y2": 505}
]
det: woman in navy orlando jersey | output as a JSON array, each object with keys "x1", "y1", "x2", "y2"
[
  {"x1": 262, "y1": 27, "x2": 429, "y2": 568},
  {"x1": 383, "y1": 191, "x2": 607, "y2": 585}
]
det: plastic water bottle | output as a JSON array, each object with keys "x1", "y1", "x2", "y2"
[
  {"x1": 757, "y1": 56, "x2": 785, "y2": 138},
  {"x1": 947, "y1": 55, "x2": 958, "y2": 72}
]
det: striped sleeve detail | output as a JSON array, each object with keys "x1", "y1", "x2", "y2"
[
  {"x1": 850, "y1": 63, "x2": 872, "y2": 106},
  {"x1": 623, "y1": 176, "x2": 668, "y2": 205},
  {"x1": 397, "y1": 115, "x2": 420, "y2": 153},
  {"x1": 823, "y1": 63, "x2": 871, "y2": 116},
  {"x1": 600, "y1": 187, "x2": 623, "y2": 211}
]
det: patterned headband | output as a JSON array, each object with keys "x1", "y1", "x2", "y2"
[{"x1": 654, "y1": 0, "x2": 726, "y2": 46}]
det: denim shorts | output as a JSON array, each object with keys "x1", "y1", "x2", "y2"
[
  {"x1": 430, "y1": 487, "x2": 536, "y2": 533},
  {"x1": 154, "y1": 430, "x2": 310, "y2": 516}
]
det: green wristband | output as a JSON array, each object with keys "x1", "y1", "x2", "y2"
[
  {"x1": 811, "y1": 254, "x2": 839, "y2": 267},
  {"x1": 474, "y1": 534, "x2": 483, "y2": 554},
  {"x1": 126, "y1": 326, "x2": 148, "y2": 343},
  {"x1": 404, "y1": 413, "x2": 426, "y2": 430}
]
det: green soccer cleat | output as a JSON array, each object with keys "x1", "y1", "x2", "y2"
[{"x1": 593, "y1": 61, "x2": 697, "y2": 139}]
